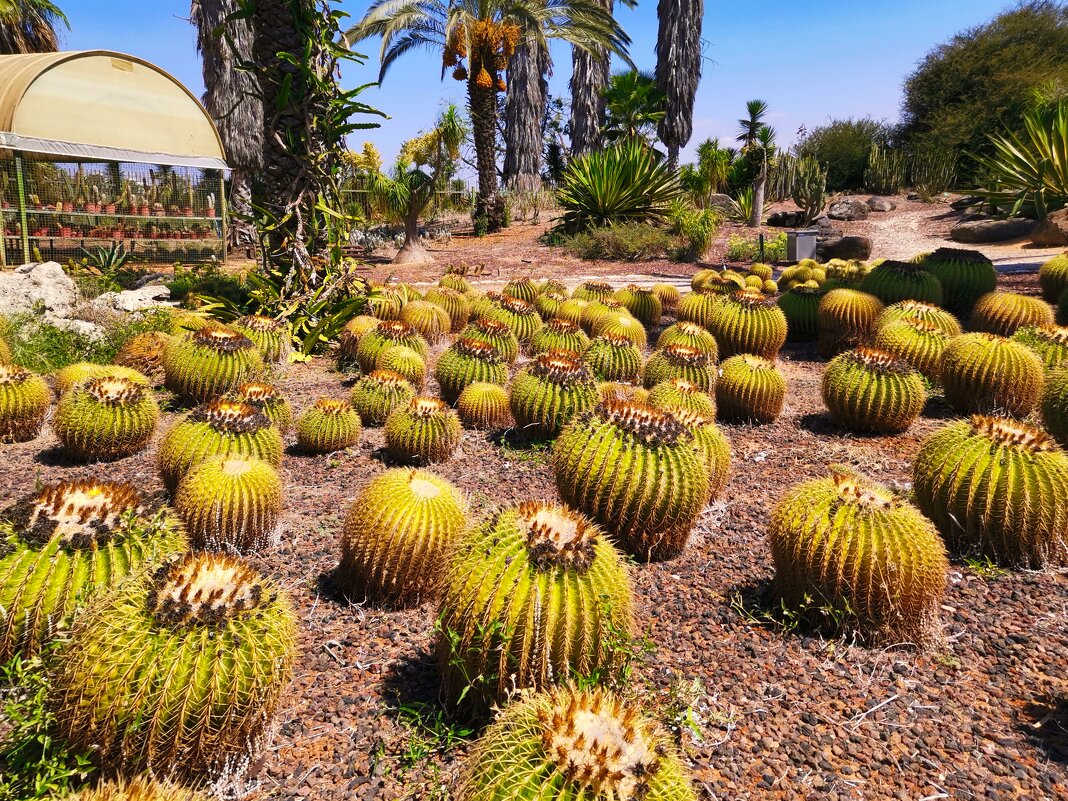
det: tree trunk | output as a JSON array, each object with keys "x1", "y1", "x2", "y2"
[
  {"x1": 569, "y1": 3, "x2": 611, "y2": 159},
  {"x1": 749, "y1": 170, "x2": 766, "y2": 228},
  {"x1": 228, "y1": 169, "x2": 257, "y2": 248},
  {"x1": 393, "y1": 207, "x2": 433, "y2": 265},
  {"x1": 468, "y1": 80, "x2": 505, "y2": 232},
  {"x1": 655, "y1": 0, "x2": 704, "y2": 171},
  {"x1": 503, "y1": 40, "x2": 549, "y2": 192}
]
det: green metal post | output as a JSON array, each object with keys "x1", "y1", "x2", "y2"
[
  {"x1": 13, "y1": 152, "x2": 30, "y2": 264},
  {"x1": 219, "y1": 169, "x2": 228, "y2": 262}
]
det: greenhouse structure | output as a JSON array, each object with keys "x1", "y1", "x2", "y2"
[{"x1": 0, "y1": 50, "x2": 229, "y2": 267}]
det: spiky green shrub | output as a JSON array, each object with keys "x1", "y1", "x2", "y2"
[
  {"x1": 456, "y1": 381, "x2": 512, "y2": 429},
  {"x1": 54, "y1": 362, "x2": 150, "y2": 394},
  {"x1": 583, "y1": 334, "x2": 643, "y2": 383},
  {"x1": 459, "y1": 317, "x2": 520, "y2": 364},
  {"x1": 817, "y1": 289, "x2": 885, "y2": 359},
  {"x1": 669, "y1": 407, "x2": 731, "y2": 502},
  {"x1": 873, "y1": 319, "x2": 950, "y2": 383},
  {"x1": 675, "y1": 287, "x2": 725, "y2": 329},
  {"x1": 643, "y1": 345, "x2": 715, "y2": 391},
  {"x1": 1039, "y1": 253, "x2": 1068, "y2": 302},
  {"x1": 821, "y1": 348, "x2": 926, "y2": 433},
  {"x1": 941, "y1": 333, "x2": 1044, "y2": 416},
  {"x1": 437, "y1": 502, "x2": 633, "y2": 712},
  {"x1": 529, "y1": 318, "x2": 591, "y2": 356},
  {"x1": 424, "y1": 287, "x2": 472, "y2": 333},
  {"x1": 777, "y1": 284, "x2": 823, "y2": 342},
  {"x1": 233, "y1": 315, "x2": 292, "y2": 364},
  {"x1": 376, "y1": 345, "x2": 427, "y2": 388},
  {"x1": 162, "y1": 324, "x2": 264, "y2": 405},
  {"x1": 112, "y1": 331, "x2": 172, "y2": 384},
  {"x1": 859, "y1": 260, "x2": 944, "y2": 306},
  {"x1": 877, "y1": 299, "x2": 961, "y2": 337},
  {"x1": 174, "y1": 454, "x2": 282, "y2": 552},
  {"x1": 52, "y1": 376, "x2": 159, "y2": 461},
  {"x1": 715, "y1": 354, "x2": 786, "y2": 423},
  {"x1": 68, "y1": 777, "x2": 211, "y2": 801},
  {"x1": 455, "y1": 685, "x2": 695, "y2": 801},
  {"x1": 656, "y1": 321, "x2": 718, "y2": 356},
  {"x1": 297, "y1": 397, "x2": 362, "y2": 454},
  {"x1": 1041, "y1": 366, "x2": 1068, "y2": 447},
  {"x1": 769, "y1": 469, "x2": 948, "y2": 645},
  {"x1": 439, "y1": 273, "x2": 472, "y2": 294},
  {"x1": 0, "y1": 480, "x2": 185, "y2": 661},
  {"x1": 157, "y1": 400, "x2": 284, "y2": 493},
  {"x1": 0, "y1": 364, "x2": 50, "y2": 443},
  {"x1": 971, "y1": 291, "x2": 1054, "y2": 337},
  {"x1": 487, "y1": 296, "x2": 543, "y2": 343},
  {"x1": 534, "y1": 291, "x2": 566, "y2": 321},
  {"x1": 355, "y1": 320, "x2": 430, "y2": 373},
  {"x1": 554, "y1": 401, "x2": 709, "y2": 561},
  {"x1": 336, "y1": 315, "x2": 380, "y2": 366},
  {"x1": 652, "y1": 282, "x2": 681, "y2": 310},
  {"x1": 571, "y1": 280, "x2": 614, "y2": 302},
  {"x1": 597, "y1": 381, "x2": 649, "y2": 404},
  {"x1": 915, "y1": 247, "x2": 997, "y2": 315},
  {"x1": 554, "y1": 298, "x2": 589, "y2": 326},
  {"x1": 503, "y1": 277, "x2": 540, "y2": 303},
  {"x1": 436, "y1": 338, "x2": 508, "y2": 403},
  {"x1": 337, "y1": 469, "x2": 465, "y2": 607},
  {"x1": 399, "y1": 300, "x2": 451, "y2": 345},
  {"x1": 706, "y1": 289, "x2": 789, "y2": 359},
  {"x1": 350, "y1": 369, "x2": 415, "y2": 425},
  {"x1": 385, "y1": 396, "x2": 463, "y2": 463},
  {"x1": 647, "y1": 378, "x2": 716, "y2": 417},
  {"x1": 614, "y1": 285, "x2": 662, "y2": 326},
  {"x1": 511, "y1": 351, "x2": 599, "y2": 437},
  {"x1": 1011, "y1": 324, "x2": 1068, "y2": 370},
  {"x1": 50, "y1": 552, "x2": 297, "y2": 779},
  {"x1": 914, "y1": 416, "x2": 1068, "y2": 567}
]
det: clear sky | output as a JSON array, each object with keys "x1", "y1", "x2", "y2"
[{"x1": 61, "y1": 0, "x2": 1018, "y2": 173}]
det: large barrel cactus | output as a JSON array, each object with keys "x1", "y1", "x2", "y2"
[
  {"x1": 401, "y1": 299, "x2": 452, "y2": 344},
  {"x1": 162, "y1": 324, "x2": 264, "y2": 404},
  {"x1": 457, "y1": 382, "x2": 513, "y2": 429},
  {"x1": 1039, "y1": 253, "x2": 1068, "y2": 302},
  {"x1": 643, "y1": 344, "x2": 715, "y2": 391},
  {"x1": 715, "y1": 354, "x2": 787, "y2": 423},
  {"x1": 229, "y1": 381, "x2": 293, "y2": 433},
  {"x1": 676, "y1": 287, "x2": 726, "y2": 329},
  {"x1": 555, "y1": 298, "x2": 589, "y2": 327},
  {"x1": 656, "y1": 321, "x2": 719, "y2": 357},
  {"x1": 877, "y1": 299, "x2": 961, "y2": 337},
  {"x1": 583, "y1": 333, "x2": 644, "y2": 382},
  {"x1": 435, "y1": 337, "x2": 508, "y2": 403},
  {"x1": 859, "y1": 260, "x2": 943, "y2": 306},
  {"x1": 424, "y1": 286, "x2": 472, "y2": 332},
  {"x1": 487, "y1": 296, "x2": 543, "y2": 342},
  {"x1": 769, "y1": 469, "x2": 948, "y2": 645},
  {"x1": 297, "y1": 398, "x2": 362, "y2": 453},
  {"x1": 914, "y1": 416, "x2": 1068, "y2": 567},
  {"x1": 970, "y1": 291, "x2": 1055, "y2": 337},
  {"x1": 940, "y1": 333, "x2": 1044, "y2": 417},
  {"x1": 1010, "y1": 324, "x2": 1068, "y2": 371},
  {"x1": 821, "y1": 347, "x2": 926, "y2": 433},
  {"x1": 510, "y1": 350, "x2": 599, "y2": 437},
  {"x1": 459, "y1": 317, "x2": 520, "y2": 364},
  {"x1": 597, "y1": 381, "x2": 649, "y2": 404},
  {"x1": 529, "y1": 318, "x2": 590, "y2": 356},
  {"x1": 439, "y1": 273, "x2": 473, "y2": 294},
  {"x1": 52, "y1": 376, "x2": 159, "y2": 461},
  {"x1": 385, "y1": 396, "x2": 463, "y2": 463},
  {"x1": 873, "y1": 318, "x2": 951, "y2": 384},
  {"x1": 1042, "y1": 366, "x2": 1068, "y2": 447},
  {"x1": 652, "y1": 282, "x2": 682, "y2": 310},
  {"x1": 233, "y1": 314, "x2": 292, "y2": 364},
  {"x1": 667, "y1": 407, "x2": 731, "y2": 502},
  {"x1": 917, "y1": 247, "x2": 996, "y2": 314},
  {"x1": 0, "y1": 364, "x2": 50, "y2": 442},
  {"x1": 706, "y1": 289, "x2": 788, "y2": 359},
  {"x1": 817, "y1": 289, "x2": 885, "y2": 359},
  {"x1": 350, "y1": 369, "x2": 415, "y2": 425},
  {"x1": 356, "y1": 320, "x2": 430, "y2": 373},
  {"x1": 647, "y1": 377, "x2": 717, "y2": 417},
  {"x1": 614, "y1": 284, "x2": 662, "y2": 326},
  {"x1": 777, "y1": 284, "x2": 823, "y2": 341}
]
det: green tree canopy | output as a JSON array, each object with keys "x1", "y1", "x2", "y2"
[{"x1": 796, "y1": 118, "x2": 895, "y2": 191}]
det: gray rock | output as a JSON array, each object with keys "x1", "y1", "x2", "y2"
[
  {"x1": 958, "y1": 212, "x2": 992, "y2": 223},
  {"x1": 48, "y1": 317, "x2": 105, "y2": 341},
  {"x1": 1030, "y1": 209, "x2": 1068, "y2": 247},
  {"x1": 950, "y1": 195, "x2": 984, "y2": 211},
  {"x1": 767, "y1": 210, "x2": 805, "y2": 228},
  {"x1": 950, "y1": 218, "x2": 1036, "y2": 244},
  {"x1": 0, "y1": 261, "x2": 77, "y2": 318},
  {"x1": 865, "y1": 196, "x2": 896, "y2": 213},
  {"x1": 827, "y1": 199, "x2": 870, "y2": 221},
  {"x1": 816, "y1": 236, "x2": 873, "y2": 261},
  {"x1": 92, "y1": 284, "x2": 174, "y2": 313}
]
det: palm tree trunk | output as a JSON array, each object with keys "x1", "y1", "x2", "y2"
[
  {"x1": 569, "y1": 2, "x2": 612, "y2": 158},
  {"x1": 503, "y1": 40, "x2": 549, "y2": 192},
  {"x1": 749, "y1": 168, "x2": 766, "y2": 228},
  {"x1": 394, "y1": 205, "x2": 432, "y2": 265},
  {"x1": 655, "y1": 0, "x2": 704, "y2": 170},
  {"x1": 468, "y1": 80, "x2": 505, "y2": 232}
]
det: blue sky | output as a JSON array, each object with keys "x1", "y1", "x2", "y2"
[{"x1": 62, "y1": 0, "x2": 1017, "y2": 173}]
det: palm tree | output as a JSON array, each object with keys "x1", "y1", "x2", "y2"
[
  {"x1": 503, "y1": 39, "x2": 549, "y2": 191},
  {"x1": 736, "y1": 99, "x2": 768, "y2": 150},
  {"x1": 654, "y1": 0, "x2": 703, "y2": 169},
  {"x1": 0, "y1": 0, "x2": 67, "y2": 54},
  {"x1": 568, "y1": 0, "x2": 611, "y2": 158},
  {"x1": 348, "y1": 0, "x2": 630, "y2": 233},
  {"x1": 190, "y1": 0, "x2": 262, "y2": 248},
  {"x1": 744, "y1": 125, "x2": 776, "y2": 228},
  {"x1": 601, "y1": 69, "x2": 665, "y2": 145}
]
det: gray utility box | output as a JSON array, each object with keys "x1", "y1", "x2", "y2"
[{"x1": 786, "y1": 229, "x2": 819, "y2": 262}]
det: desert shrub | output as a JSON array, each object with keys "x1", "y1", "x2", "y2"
[
  {"x1": 796, "y1": 117, "x2": 895, "y2": 190},
  {"x1": 725, "y1": 232, "x2": 787, "y2": 263},
  {"x1": 560, "y1": 223, "x2": 676, "y2": 261},
  {"x1": 167, "y1": 262, "x2": 250, "y2": 308}
]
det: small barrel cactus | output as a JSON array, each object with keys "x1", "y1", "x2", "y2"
[
  {"x1": 488, "y1": 295, "x2": 543, "y2": 342},
  {"x1": 459, "y1": 317, "x2": 520, "y2": 363},
  {"x1": 590, "y1": 311, "x2": 648, "y2": 349},
  {"x1": 68, "y1": 777, "x2": 211, "y2": 801},
  {"x1": 859, "y1": 260, "x2": 943, "y2": 306},
  {"x1": 554, "y1": 401, "x2": 709, "y2": 562},
  {"x1": 647, "y1": 377, "x2": 716, "y2": 417},
  {"x1": 643, "y1": 344, "x2": 715, "y2": 391},
  {"x1": 355, "y1": 320, "x2": 430, "y2": 373},
  {"x1": 376, "y1": 344, "x2": 427, "y2": 388},
  {"x1": 667, "y1": 407, "x2": 731, "y2": 502},
  {"x1": 656, "y1": 321, "x2": 719, "y2": 357},
  {"x1": 229, "y1": 381, "x2": 293, "y2": 433},
  {"x1": 0, "y1": 364, "x2": 50, "y2": 443},
  {"x1": 162, "y1": 324, "x2": 264, "y2": 404},
  {"x1": 439, "y1": 273, "x2": 472, "y2": 294},
  {"x1": 424, "y1": 286, "x2": 472, "y2": 332},
  {"x1": 706, "y1": 289, "x2": 788, "y2": 359},
  {"x1": 385, "y1": 396, "x2": 463, "y2": 463},
  {"x1": 350, "y1": 369, "x2": 415, "y2": 425},
  {"x1": 511, "y1": 350, "x2": 599, "y2": 437},
  {"x1": 554, "y1": 298, "x2": 589, "y2": 326},
  {"x1": 233, "y1": 314, "x2": 292, "y2": 363},
  {"x1": 529, "y1": 317, "x2": 590, "y2": 356},
  {"x1": 0, "y1": 480, "x2": 185, "y2": 661},
  {"x1": 877, "y1": 299, "x2": 961, "y2": 337},
  {"x1": 1041, "y1": 365, "x2": 1068, "y2": 447},
  {"x1": 970, "y1": 291, "x2": 1054, "y2": 337},
  {"x1": 583, "y1": 333, "x2": 644, "y2": 382},
  {"x1": 337, "y1": 468, "x2": 466, "y2": 607},
  {"x1": 571, "y1": 280, "x2": 614, "y2": 302},
  {"x1": 940, "y1": 332, "x2": 1044, "y2": 417},
  {"x1": 457, "y1": 381, "x2": 513, "y2": 429},
  {"x1": 817, "y1": 289, "x2": 885, "y2": 359},
  {"x1": 715, "y1": 354, "x2": 787, "y2": 423},
  {"x1": 821, "y1": 347, "x2": 926, "y2": 433},
  {"x1": 1039, "y1": 253, "x2": 1068, "y2": 302},
  {"x1": 54, "y1": 362, "x2": 150, "y2": 394},
  {"x1": 534, "y1": 291, "x2": 566, "y2": 320},
  {"x1": 435, "y1": 337, "x2": 508, "y2": 403},
  {"x1": 297, "y1": 397, "x2": 362, "y2": 453},
  {"x1": 652, "y1": 282, "x2": 682, "y2": 310},
  {"x1": 437, "y1": 502, "x2": 633, "y2": 713},
  {"x1": 112, "y1": 331, "x2": 172, "y2": 384},
  {"x1": 873, "y1": 318, "x2": 951, "y2": 384},
  {"x1": 914, "y1": 416, "x2": 1068, "y2": 567},
  {"x1": 52, "y1": 375, "x2": 160, "y2": 461},
  {"x1": 502, "y1": 277, "x2": 539, "y2": 303},
  {"x1": 597, "y1": 381, "x2": 649, "y2": 404},
  {"x1": 769, "y1": 469, "x2": 948, "y2": 645},
  {"x1": 917, "y1": 247, "x2": 997, "y2": 314},
  {"x1": 676, "y1": 288, "x2": 724, "y2": 329},
  {"x1": 1010, "y1": 324, "x2": 1068, "y2": 371},
  {"x1": 50, "y1": 552, "x2": 297, "y2": 779},
  {"x1": 614, "y1": 284, "x2": 662, "y2": 326},
  {"x1": 777, "y1": 284, "x2": 823, "y2": 342},
  {"x1": 400, "y1": 299, "x2": 452, "y2": 344},
  {"x1": 336, "y1": 315, "x2": 380, "y2": 367}
]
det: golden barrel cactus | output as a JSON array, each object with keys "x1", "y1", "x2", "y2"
[
  {"x1": 715, "y1": 354, "x2": 787, "y2": 423},
  {"x1": 510, "y1": 350, "x2": 599, "y2": 437},
  {"x1": 940, "y1": 332, "x2": 1044, "y2": 417},
  {"x1": 821, "y1": 348, "x2": 926, "y2": 434},
  {"x1": 816, "y1": 289, "x2": 885, "y2": 359},
  {"x1": 162, "y1": 324, "x2": 264, "y2": 404},
  {"x1": 0, "y1": 364, "x2": 50, "y2": 443},
  {"x1": 970, "y1": 291, "x2": 1054, "y2": 337},
  {"x1": 385, "y1": 396, "x2": 463, "y2": 463},
  {"x1": 52, "y1": 375, "x2": 160, "y2": 461},
  {"x1": 297, "y1": 397, "x2": 362, "y2": 453}
]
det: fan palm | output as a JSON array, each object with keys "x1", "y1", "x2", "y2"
[
  {"x1": 655, "y1": 0, "x2": 704, "y2": 169},
  {"x1": 503, "y1": 39, "x2": 549, "y2": 190},
  {"x1": 601, "y1": 69, "x2": 665, "y2": 144},
  {"x1": 0, "y1": 0, "x2": 67, "y2": 54}
]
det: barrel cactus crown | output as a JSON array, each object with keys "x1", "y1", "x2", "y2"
[
  {"x1": 652, "y1": 282, "x2": 682, "y2": 310},
  {"x1": 940, "y1": 332, "x2": 1044, "y2": 417},
  {"x1": 591, "y1": 311, "x2": 648, "y2": 349},
  {"x1": 488, "y1": 295, "x2": 543, "y2": 342},
  {"x1": 233, "y1": 314, "x2": 292, "y2": 363},
  {"x1": 553, "y1": 401, "x2": 709, "y2": 561},
  {"x1": 667, "y1": 407, "x2": 731, "y2": 502},
  {"x1": 457, "y1": 381, "x2": 513, "y2": 429},
  {"x1": 50, "y1": 552, "x2": 297, "y2": 779},
  {"x1": 1039, "y1": 253, "x2": 1068, "y2": 302},
  {"x1": 158, "y1": 400, "x2": 283, "y2": 493},
  {"x1": 647, "y1": 378, "x2": 716, "y2": 417},
  {"x1": 1041, "y1": 366, "x2": 1068, "y2": 448},
  {"x1": 53, "y1": 375, "x2": 160, "y2": 461},
  {"x1": 571, "y1": 280, "x2": 614, "y2": 302},
  {"x1": 914, "y1": 416, "x2": 1068, "y2": 567},
  {"x1": 1010, "y1": 324, "x2": 1068, "y2": 371},
  {"x1": 859, "y1": 260, "x2": 944, "y2": 306},
  {"x1": 162, "y1": 324, "x2": 264, "y2": 404},
  {"x1": 297, "y1": 397, "x2": 362, "y2": 454},
  {"x1": 873, "y1": 318, "x2": 951, "y2": 383},
  {"x1": 68, "y1": 777, "x2": 211, "y2": 801},
  {"x1": 656, "y1": 321, "x2": 719, "y2": 357},
  {"x1": 175, "y1": 454, "x2": 282, "y2": 552},
  {"x1": 583, "y1": 333, "x2": 644, "y2": 382},
  {"x1": 597, "y1": 381, "x2": 649, "y2": 405},
  {"x1": 534, "y1": 291, "x2": 566, "y2": 321},
  {"x1": 707, "y1": 289, "x2": 789, "y2": 359},
  {"x1": 350, "y1": 369, "x2": 415, "y2": 425},
  {"x1": 439, "y1": 272, "x2": 473, "y2": 294},
  {"x1": 456, "y1": 685, "x2": 696, "y2": 801},
  {"x1": 460, "y1": 317, "x2": 520, "y2": 363},
  {"x1": 918, "y1": 247, "x2": 997, "y2": 314},
  {"x1": 614, "y1": 284, "x2": 663, "y2": 326},
  {"x1": 376, "y1": 345, "x2": 427, "y2": 388},
  {"x1": 54, "y1": 362, "x2": 150, "y2": 394},
  {"x1": 437, "y1": 502, "x2": 633, "y2": 713},
  {"x1": 715, "y1": 354, "x2": 787, "y2": 423},
  {"x1": 816, "y1": 289, "x2": 885, "y2": 359},
  {"x1": 529, "y1": 317, "x2": 591, "y2": 356},
  {"x1": 424, "y1": 286, "x2": 472, "y2": 332},
  {"x1": 436, "y1": 337, "x2": 508, "y2": 403},
  {"x1": 777, "y1": 284, "x2": 823, "y2": 342},
  {"x1": 511, "y1": 350, "x2": 599, "y2": 437},
  {"x1": 400, "y1": 299, "x2": 452, "y2": 344},
  {"x1": 769, "y1": 469, "x2": 949, "y2": 645},
  {"x1": 555, "y1": 298, "x2": 589, "y2": 327},
  {"x1": 355, "y1": 320, "x2": 430, "y2": 373},
  {"x1": 0, "y1": 480, "x2": 185, "y2": 661},
  {"x1": 385, "y1": 396, "x2": 463, "y2": 463},
  {"x1": 336, "y1": 315, "x2": 381, "y2": 366},
  {"x1": 503, "y1": 277, "x2": 540, "y2": 303},
  {"x1": 229, "y1": 381, "x2": 293, "y2": 433},
  {"x1": 643, "y1": 344, "x2": 715, "y2": 391},
  {"x1": 877, "y1": 299, "x2": 962, "y2": 337},
  {"x1": 0, "y1": 364, "x2": 50, "y2": 443},
  {"x1": 337, "y1": 468, "x2": 466, "y2": 607},
  {"x1": 821, "y1": 347, "x2": 926, "y2": 433},
  {"x1": 970, "y1": 291, "x2": 1055, "y2": 337},
  {"x1": 112, "y1": 331, "x2": 172, "y2": 384}
]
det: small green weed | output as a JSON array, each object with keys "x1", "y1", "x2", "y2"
[
  {"x1": 730, "y1": 589, "x2": 856, "y2": 637},
  {"x1": 962, "y1": 555, "x2": 1008, "y2": 579},
  {"x1": 498, "y1": 438, "x2": 552, "y2": 467}
]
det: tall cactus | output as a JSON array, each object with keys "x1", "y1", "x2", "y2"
[{"x1": 792, "y1": 156, "x2": 827, "y2": 225}]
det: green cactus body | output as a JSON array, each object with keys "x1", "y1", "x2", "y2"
[
  {"x1": 0, "y1": 364, "x2": 50, "y2": 443},
  {"x1": 338, "y1": 468, "x2": 466, "y2": 607},
  {"x1": 53, "y1": 376, "x2": 159, "y2": 461},
  {"x1": 297, "y1": 398, "x2": 362, "y2": 453},
  {"x1": 54, "y1": 362, "x2": 151, "y2": 394},
  {"x1": 439, "y1": 273, "x2": 473, "y2": 294},
  {"x1": 112, "y1": 332, "x2": 172, "y2": 384},
  {"x1": 584, "y1": 334, "x2": 644, "y2": 382},
  {"x1": 571, "y1": 280, "x2": 614, "y2": 302},
  {"x1": 580, "y1": 299, "x2": 628, "y2": 334},
  {"x1": 529, "y1": 318, "x2": 591, "y2": 356},
  {"x1": 376, "y1": 345, "x2": 428, "y2": 388},
  {"x1": 816, "y1": 289, "x2": 885, "y2": 359},
  {"x1": 162, "y1": 324, "x2": 264, "y2": 405},
  {"x1": 355, "y1": 320, "x2": 430, "y2": 373},
  {"x1": 534, "y1": 291, "x2": 566, "y2": 321},
  {"x1": 1041, "y1": 366, "x2": 1068, "y2": 447},
  {"x1": 436, "y1": 338, "x2": 508, "y2": 403},
  {"x1": 597, "y1": 382, "x2": 649, "y2": 404},
  {"x1": 715, "y1": 354, "x2": 787, "y2": 423},
  {"x1": 940, "y1": 332, "x2": 1044, "y2": 417},
  {"x1": 456, "y1": 382, "x2": 513, "y2": 429},
  {"x1": 233, "y1": 315, "x2": 292, "y2": 363},
  {"x1": 367, "y1": 288, "x2": 403, "y2": 319},
  {"x1": 676, "y1": 287, "x2": 726, "y2": 329},
  {"x1": 643, "y1": 345, "x2": 715, "y2": 391},
  {"x1": 503, "y1": 277, "x2": 540, "y2": 303},
  {"x1": 647, "y1": 378, "x2": 716, "y2": 417},
  {"x1": 1010, "y1": 324, "x2": 1068, "y2": 371},
  {"x1": 510, "y1": 351, "x2": 599, "y2": 437},
  {"x1": 385, "y1": 396, "x2": 463, "y2": 463},
  {"x1": 769, "y1": 469, "x2": 948, "y2": 645},
  {"x1": 913, "y1": 416, "x2": 1068, "y2": 567},
  {"x1": 68, "y1": 777, "x2": 211, "y2": 801},
  {"x1": 400, "y1": 300, "x2": 451, "y2": 344},
  {"x1": 460, "y1": 317, "x2": 520, "y2": 364},
  {"x1": 0, "y1": 334, "x2": 9, "y2": 364},
  {"x1": 918, "y1": 247, "x2": 997, "y2": 314},
  {"x1": 350, "y1": 370, "x2": 415, "y2": 425},
  {"x1": 336, "y1": 315, "x2": 381, "y2": 367},
  {"x1": 175, "y1": 454, "x2": 282, "y2": 552},
  {"x1": 487, "y1": 296, "x2": 543, "y2": 342},
  {"x1": 468, "y1": 291, "x2": 502, "y2": 322},
  {"x1": 706, "y1": 289, "x2": 788, "y2": 359},
  {"x1": 692, "y1": 271, "x2": 745, "y2": 294},
  {"x1": 971, "y1": 291, "x2": 1055, "y2": 337},
  {"x1": 821, "y1": 348, "x2": 926, "y2": 433},
  {"x1": 0, "y1": 480, "x2": 186, "y2": 661},
  {"x1": 614, "y1": 285, "x2": 663, "y2": 326},
  {"x1": 777, "y1": 285, "x2": 823, "y2": 342},
  {"x1": 873, "y1": 319, "x2": 950, "y2": 384},
  {"x1": 859, "y1": 260, "x2": 943, "y2": 306},
  {"x1": 652, "y1": 283, "x2": 682, "y2": 310},
  {"x1": 157, "y1": 400, "x2": 283, "y2": 493},
  {"x1": 591, "y1": 312, "x2": 648, "y2": 349},
  {"x1": 424, "y1": 286, "x2": 472, "y2": 332},
  {"x1": 656, "y1": 321, "x2": 719, "y2": 357},
  {"x1": 230, "y1": 382, "x2": 293, "y2": 433},
  {"x1": 553, "y1": 401, "x2": 709, "y2": 562},
  {"x1": 50, "y1": 552, "x2": 297, "y2": 779},
  {"x1": 437, "y1": 502, "x2": 633, "y2": 713},
  {"x1": 1039, "y1": 253, "x2": 1068, "y2": 302},
  {"x1": 554, "y1": 298, "x2": 589, "y2": 327},
  {"x1": 748, "y1": 263, "x2": 774, "y2": 281},
  {"x1": 668, "y1": 408, "x2": 731, "y2": 502},
  {"x1": 877, "y1": 300, "x2": 961, "y2": 337}
]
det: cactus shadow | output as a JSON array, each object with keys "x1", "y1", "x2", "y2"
[
  {"x1": 921, "y1": 394, "x2": 958, "y2": 420},
  {"x1": 1021, "y1": 696, "x2": 1068, "y2": 763},
  {"x1": 379, "y1": 646, "x2": 452, "y2": 726},
  {"x1": 488, "y1": 426, "x2": 551, "y2": 449},
  {"x1": 31, "y1": 446, "x2": 133, "y2": 469}
]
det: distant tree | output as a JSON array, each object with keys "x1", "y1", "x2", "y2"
[
  {"x1": 0, "y1": 0, "x2": 66, "y2": 54},
  {"x1": 601, "y1": 70, "x2": 665, "y2": 145},
  {"x1": 654, "y1": 0, "x2": 703, "y2": 169},
  {"x1": 679, "y1": 137, "x2": 732, "y2": 206},
  {"x1": 737, "y1": 100, "x2": 774, "y2": 227},
  {"x1": 796, "y1": 117, "x2": 895, "y2": 191}
]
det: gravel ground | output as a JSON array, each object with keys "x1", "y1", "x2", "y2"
[{"x1": 2, "y1": 272, "x2": 1067, "y2": 801}]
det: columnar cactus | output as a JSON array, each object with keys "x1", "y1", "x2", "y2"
[
  {"x1": 583, "y1": 334, "x2": 644, "y2": 382},
  {"x1": 873, "y1": 319, "x2": 951, "y2": 383},
  {"x1": 647, "y1": 377, "x2": 717, "y2": 417},
  {"x1": 643, "y1": 344, "x2": 715, "y2": 391},
  {"x1": 435, "y1": 337, "x2": 508, "y2": 403},
  {"x1": 162, "y1": 324, "x2": 264, "y2": 404},
  {"x1": 529, "y1": 318, "x2": 591, "y2": 356},
  {"x1": 0, "y1": 364, "x2": 50, "y2": 442},
  {"x1": 614, "y1": 284, "x2": 662, "y2": 326},
  {"x1": 571, "y1": 280, "x2": 614, "y2": 302},
  {"x1": 877, "y1": 299, "x2": 961, "y2": 337},
  {"x1": 706, "y1": 289, "x2": 788, "y2": 359},
  {"x1": 336, "y1": 315, "x2": 380, "y2": 367},
  {"x1": 424, "y1": 286, "x2": 472, "y2": 332},
  {"x1": 233, "y1": 314, "x2": 292, "y2": 363},
  {"x1": 656, "y1": 321, "x2": 719, "y2": 357},
  {"x1": 297, "y1": 397, "x2": 362, "y2": 453},
  {"x1": 970, "y1": 291, "x2": 1055, "y2": 337},
  {"x1": 355, "y1": 320, "x2": 430, "y2": 373},
  {"x1": 777, "y1": 284, "x2": 823, "y2": 341},
  {"x1": 821, "y1": 348, "x2": 926, "y2": 433},
  {"x1": 940, "y1": 333, "x2": 1044, "y2": 417},
  {"x1": 230, "y1": 382, "x2": 292, "y2": 432},
  {"x1": 112, "y1": 331, "x2": 172, "y2": 384},
  {"x1": 511, "y1": 350, "x2": 599, "y2": 437},
  {"x1": 859, "y1": 260, "x2": 944, "y2": 306},
  {"x1": 1039, "y1": 253, "x2": 1068, "y2": 302},
  {"x1": 1041, "y1": 366, "x2": 1068, "y2": 448},
  {"x1": 487, "y1": 295, "x2": 543, "y2": 342},
  {"x1": 175, "y1": 454, "x2": 282, "y2": 552},
  {"x1": 385, "y1": 396, "x2": 463, "y2": 463},
  {"x1": 52, "y1": 376, "x2": 160, "y2": 461},
  {"x1": 459, "y1": 317, "x2": 520, "y2": 364},
  {"x1": 350, "y1": 369, "x2": 415, "y2": 425},
  {"x1": 376, "y1": 345, "x2": 427, "y2": 388},
  {"x1": 917, "y1": 247, "x2": 997, "y2": 314},
  {"x1": 817, "y1": 289, "x2": 885, "y2": 359},
  {"x1": 715, "y1": 354, "x2": 787, "y2": 423},
  {"x1": 1010, "y1": 324, "x2": 1068, "y2": 371},
  {"x1": 456, "y1": 382, "x2": 513, "y2": 429}
]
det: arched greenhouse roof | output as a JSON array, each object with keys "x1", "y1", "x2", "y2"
[{"x1": 0, "y1": 50, "x2": 227, "y2": 169}]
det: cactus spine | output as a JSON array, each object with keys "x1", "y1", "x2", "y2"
[{"x1": 817, "y1": 289, "x2": 885, "y2": 359}]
